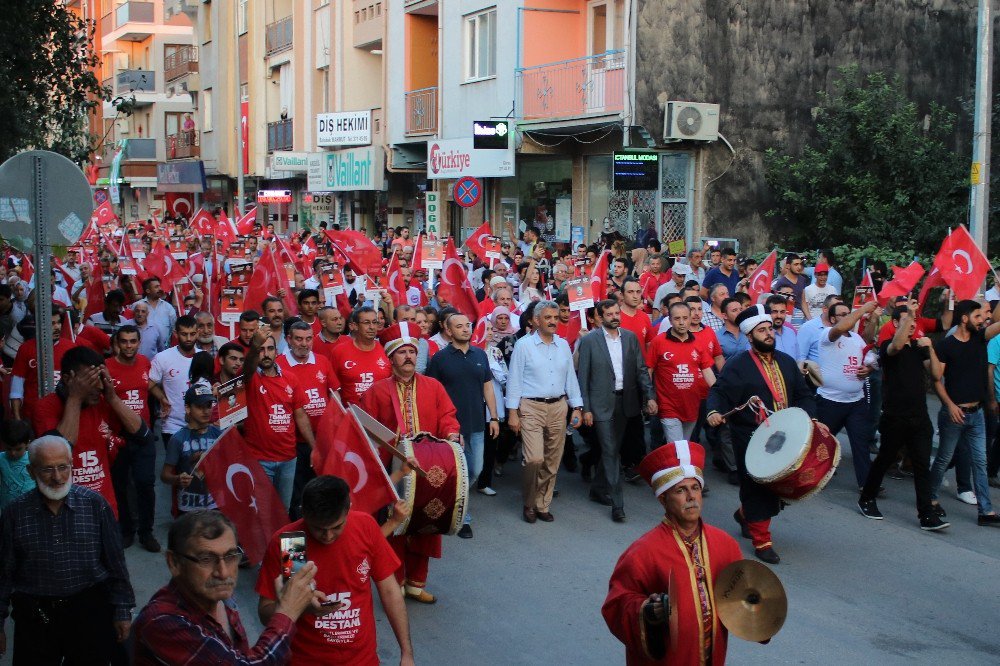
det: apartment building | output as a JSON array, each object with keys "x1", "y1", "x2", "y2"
[{"x1": 90, "y1": 0, "x2": 197, "y2": 219}]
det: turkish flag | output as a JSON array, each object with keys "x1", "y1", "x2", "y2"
[
  {"x1": 933, "y1": 225, "x2": 990, "y2": 301},
  {"x1": 91, "y1": 199, "x2": 116, "y2": 228},
  {"x1": 190, "y1": 209, "x2": 216, "y2": 237},
  {"x1": 19, "y1": 253, "x2": 33, "y2": 285},
  {"x1": 236, "y1": 207, "x2": 257, "y2": 235},
  {"x1": 411, "y1": 234, "x2": 424, "y2": 272},
  {"x1": 877, "y1": 261, "x2": 925, "y2": 306},
  {"x1": 314, "y1": 401, "x2": 397, "y2": 515},
  {"x1": 465, "y1": 221, "x2": 494, "y2": 262},
  {"x1": 471, "y1": 316, "x2": 490, "y2": 348},
  {"x1": 440, "y1": 239, "x2": 481, "y2": 323},
  {"x1": 327, "y1": 230, "x2": 383, "y2": 278},
  {"x1": 589, "y1": 249, "x2": 611, "y2": 301},
  {"x1": 244, "y1": 245, "x2": 290, "y2": 315},
  {"x1": 748, "y1": 250, "x2": 777, "y2": 305},
  {"x1": 143, "y1": 241, "x2": 187, "y2": 295},
  {"x1": 385, "y1": 251, "x2": 407, "y2": 307},
  {"x1": 165, "y1": 193, "x2": 195, "y2": 219},
  {"x1": 198, "y1": 427, "x2": 289, "y2": 565},
  {"x1": 917, "y1": 265, "x2": 948, "y2": 314}
]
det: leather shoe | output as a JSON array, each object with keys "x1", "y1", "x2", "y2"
[
  {"x1": 139, "y1": 535, "x2": 162, "y2": 553},
  {"x1": 404, "y1": 586, "x2": 437, "y2": 604},
  {"x1": 457, "y1": 524, "x2": 473, "y2": 539},
  {"x1": 978, "y1": 513, "x2": 1000, "y2": 526},
  {"x1": 522, "y1": 507, "x2": 537, "y2": 524},
  {"x1": 612, "y1": 508, "x2": 627, "y2": 523},
  {"x1": 589, "y1": 491, "x2": 613, "y2": 506},
  {"x1": 754, "y1": 546, "x2": 780, "y2": 564},
  {"x1": 733, "y1": 510, "x2": 751, "y2": 539},
  {"x1": 727, "y1": 471, "x2": 740, "y2": 486},
  {"x1": 536, "y1": 510, "x2": 554, "y2": 522}
]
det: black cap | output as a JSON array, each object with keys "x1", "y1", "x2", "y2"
[{"x1": 184, "y1": 384, "x2": 216, "y2": 406}]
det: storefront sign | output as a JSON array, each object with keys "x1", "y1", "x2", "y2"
[
  {"x1": 307, "y1": 148, "x2": 384, "y2": 191},
  {"x1": 305, "y1": 192, "x2": 335, "y2": 214},
  {"x1": 156, "y1": 161, "x2": 206, "y2": 193},
  {"x1": 473, "y1": 120, "x2": 510, "y2": 150},
  {"x1": 613, "y1": 151, "x2": 659, "y2": 191},
  {"x1": 425, "y1": 191, "x2": 440, "y2": 237},
  {"x1": 270, "y1": 152, "x2": 310, "y2": 172},
  {"x1": 257, "y1": 189, "x2": 293, "y2": 204},
  {"x1": 427, "y1": 138, "x2": 514, "y2": 179},
  {"x1": 316, "y1": 110, "x2": 372, "y2": 147}
]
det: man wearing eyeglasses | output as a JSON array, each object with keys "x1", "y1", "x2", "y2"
[
  {"x1": 133, "y1": 510, "x2": 319, "y2": 665},
  {"x1": 0, "y1": 436, "x2": 135, "y2": 664}
]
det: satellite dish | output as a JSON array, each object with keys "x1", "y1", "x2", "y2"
[{"x1": 0, "y1": 150, "x2": 92, "y2": 251}]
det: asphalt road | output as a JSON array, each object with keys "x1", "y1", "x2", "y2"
[{"x1": 4, "y1": 415, "x2": 1000, "y2": 665}]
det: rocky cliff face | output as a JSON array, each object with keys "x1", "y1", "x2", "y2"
[{"x1": 635, "y1": 0, "x2": 977, "y2": 249}]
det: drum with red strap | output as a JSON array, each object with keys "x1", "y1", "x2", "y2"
[
  {"x1": 392, "y1": 433, "x2": 469, "y2": 536},
  {"x1": 745, "y1": 407, "x2": 840, "y2": 501}
]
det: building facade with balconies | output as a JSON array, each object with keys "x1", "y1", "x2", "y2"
[{"x1": 96, "y1": 0, "x2": 196, "y2": 219}]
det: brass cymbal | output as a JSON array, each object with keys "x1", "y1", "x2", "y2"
[{"x1": 714, "y1": 559, "x2": 787, "y2": 642}]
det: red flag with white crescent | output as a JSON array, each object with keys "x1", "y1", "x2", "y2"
[
  {"x1": 385, "y1": 250, "x2": 407, "y2": 308},
  {"x1": 589, "y1": 249, "x2": 611, "y2": 301},
  {"x1": 464, "y1": 221, "x2": 493, "y2": 262},
  {"x1": 917, "y1": 265, "x2": 947, "y2": 315},
  {"x1": 236, "y1": 207, "x2": 257, "y2": 235},
  {"x1": 198, "y1": 427, "x2": 290, "y2": 565},
  {"x1": 932, "y1": 225, "x2": 990, "y2": 301},
  {"x1": 877, "y1": 261, "x2": 925, "y2": 306},
  {"x1": 91, "y1": 199, "x2": 117, "y2": 228},
  {"x1": 190, "y1": 208, "x2": 216, "y2": 237},
  {"x1": 327, "y1": 229, "x2": 383, "y2": 278},
  {"x1": 747, "y1": 250, "x2": 777, "y2": 305},
  {"x1": 440, "y1": 239, "x2": 481, "y2": 323}
]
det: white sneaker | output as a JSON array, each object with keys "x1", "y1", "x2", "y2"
[
  {"x1": 957, "y1": 491, "x2": 978, "y2": 505},
  {"x1": 477, "y1": 487, "x2": 497, "y2": 496}
]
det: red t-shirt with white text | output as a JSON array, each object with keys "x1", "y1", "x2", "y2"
[
  {"x1": 328, "y1": 341, "x2": 392, "y2": 405},
  {"x1": 244, "y1": 369, "x2": 308, "y2": 461},
  {"x1": 106, "y1": 355, "x2": 152, "y2": 423},
  {"x1": 648, "y1": 332, "x2": 713, "y2": 421},
  {"x1": 12, "y1": 338, "x2": 74, "y2": 419},
  {"x1": 255, "y1": 513, "x2": 400, "y2": 666},
  {"x1": 275, "y1": 351, "x2": 340, "y2": 432}
]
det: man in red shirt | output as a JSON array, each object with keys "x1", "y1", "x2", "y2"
[
  {"x1": 648, "y1": 302, "x2": 717, "y2": 443},
  {"x1": 243, "y1": 324, "x2": 316, "y2": 512},
  {"x1": 313, "y1": 306, "x2": 346, "y2": 364},
  {"x1": 639, "y1": 254, "x2": 671, "y2": 313},
  {"x1": 328, "y1": 306, "x2": 392, "y2": 406},
  {"x1": 107, "y1": 325, "x2": 160, "y2": 551},
  {"x1": 10, "y1": 303, "x2": 73, "y2": 421},
  {"x1": 229, "y1": 310, "x2": 261, "y2": 352},
  {"x1": 32, "y1": 346, "x2": 147, "y2": 518},
  {"x1": 297, "y1": 289, "x2": 323, "y2": 335},
  {"x1": 619, "y1": 279, "x2": 655, "y2": 353},
  {"x1": 256, "y1": 476, "x2": 414, "y2": 666},
  {"x1": 277, "y1": 320, "x2": 340, "y2": 519}
]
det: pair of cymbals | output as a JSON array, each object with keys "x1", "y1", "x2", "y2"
[{"x1": 713, "y1": 560, "x2": 787, "y2": 642}]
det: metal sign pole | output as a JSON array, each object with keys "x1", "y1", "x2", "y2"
[{"x1": 31, "y1": 155, "x2": 55, "y2": 397}]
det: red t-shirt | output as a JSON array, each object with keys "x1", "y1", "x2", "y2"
[
  {"x1": 75, "y1": 325, "x2": 111, "y2": 354},
  {"x1": 620, "y1": 309, "x2": 655, "y2": 355},
  {"x1": 32, "y1": 393, "x2": 123, "y2": 515},
  {"x1": 690, "y1": 327, "x2": 721, "y2": 398},
  {"x1": 328, "y1": 341, "x2": 392, "y2": 405},
  {"x1": 12, "y1": 337, "x2": 74, "y2": 419},
  {"x1": 640, "y1": 272, "x2": 670, "y2": 312},
  {"x1": 244, "y1": 370, "x2": 309, "y2": 461},
  {"x1": 106, "y1": 355, "x2": 152, "y2": 423},
  {"x1": 876, "y1": 316, "x2": 938, "y2": 345},
  {"x1": 255, "y1": 514, "x2": 400, "y2": 666},
  {"x1": 275, "y1": 352, "x2": 340, "y2": 432},
  {"x1": 312, "y1": 335, "x2": 343, "y2": 365},
  {"x1": 648, "y1": 332, "x2": 713, "y2": 421}
]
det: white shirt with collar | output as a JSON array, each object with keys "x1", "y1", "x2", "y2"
[{"x1": 602, "y1": 326, "x2": 625, "y2": 391}]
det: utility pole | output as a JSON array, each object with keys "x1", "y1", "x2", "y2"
[
  {"x1": 969, "y1": 0, "x2": 994, "y2": 250},
  {"x1": 234, "y1": 3, "x2": 245, "y2": 214}
]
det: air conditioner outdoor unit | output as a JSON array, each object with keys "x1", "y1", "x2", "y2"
[{"x1": 663, "y1": 101, "x2": 720, "y2": 142}]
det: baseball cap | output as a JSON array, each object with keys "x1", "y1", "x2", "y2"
[
  {"x1": 673, "y1": 263, "x2": 692, "y2": 276},
  {"x1": 814, "y1": 262, "x2": 830, "y2": 274},
  {"x1": 184, "y1": 384, "x2": 217, "y2": 406}
]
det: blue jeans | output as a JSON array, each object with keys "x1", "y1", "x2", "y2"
[
  {"x1": 259, "y1": 458, "x2": 297, "y2": 512},
  {"x1": 931, "y1": 408, "x2": 993, "y2": 514},
  {"x1": 463, "y1": 431, "x2": 485, "y2": 525}
]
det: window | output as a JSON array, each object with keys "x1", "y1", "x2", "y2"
[
  {"x1": 202, "y1": 89, "x2": 213, "y2": 131},
  {"x1": 202, "y1": 2, "x2": 213, "y2": 43},
  {"x1": 464, "y1": 8, "x2": 496, "y2": 81},
  {"x1": 239, "y1": 0, "x2": 248, "y2": 35}
]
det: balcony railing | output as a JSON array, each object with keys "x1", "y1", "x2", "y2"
[
  {"x1": 516, "y1": 50, "x2": 626, "y2": 121},
  {"x1": 167, "y1": 131, "x2": 200, "y2": 159},
  {"x1": 265, "y1": 17, "x2": 293, "y2": 56},
  {"x1": 117, "y1": 69, "x2": 155, "y2": 92},
  {"x1": 267, "y1": 119, "x2": 294, "y2": 152},
  {"x1": 404, "y1": 87, "x2": 437, "y2": 135},
  {"x1": 115, "y1": 1, "x2": 155, "y2": 27},
  {"x1": 165, "y1": 46, "x2": 199, "y2": 82}
]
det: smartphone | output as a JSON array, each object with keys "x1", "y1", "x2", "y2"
[
  {"x1": 279, "y1": 531, "x2": 307, "y2": 580},
  {"x1": 707, "y1": 240, "x2": 720, "y2": 247}
]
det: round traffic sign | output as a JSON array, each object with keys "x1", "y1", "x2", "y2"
[{"x1": 454, "y1": 176, "x2": 482, "y2": 208}]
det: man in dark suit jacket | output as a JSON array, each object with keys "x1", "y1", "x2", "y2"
[{"x1": 577, "y1": 299, "x2": 657, "y2": 522}]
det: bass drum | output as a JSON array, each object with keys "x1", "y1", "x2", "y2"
[
  {"x1": 745, "y1": 407, "x2": 840, "y2": 501},
  {"x1": 392, "y1": 433, "x2": 469, "y2": 536}
]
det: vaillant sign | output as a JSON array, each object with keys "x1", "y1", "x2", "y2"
[
  {"x1": 307, "y1": 147, "x2": 385, "y2": 191},
  {"x1": 426, "y1": 138, "x2": 514, "y2": 179},
  {"x1": 316, "y1": 110, "x2": 372, "y2": 146}
]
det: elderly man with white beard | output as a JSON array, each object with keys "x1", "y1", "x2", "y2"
[{"x1": 0, "y1": 436, "x2": 135, "y2": 664}]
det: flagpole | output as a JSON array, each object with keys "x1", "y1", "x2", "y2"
[{"x1": 969, "y1": 0, "x2": 994, "y2": 251}]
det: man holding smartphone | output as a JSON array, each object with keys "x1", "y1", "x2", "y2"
[{"x1": 257, "y1": 476, "x2": 415, "y2": 666}]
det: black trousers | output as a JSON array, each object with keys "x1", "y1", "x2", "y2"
[
  {"x1": 862, "y1": 411, "x2": 934, "y2": 518},
  {"x1": 592, "y1": 395, "x2": 628, "y2": 510},
  {"x1": 289, "y1": 441, "x2": 316, "y2": 521},
  {"x1": 11, "y1": 585, "x2": 115, "y2": 666},
  {"x1": 620, "y1": 415, "x2": 646, "y2": 468},
  {"x1": 111, "y1": 436, "x2": 156, "y2": 539},
  {"x1": 477, "y1": 425, "x2": 500, "y2": 489}
]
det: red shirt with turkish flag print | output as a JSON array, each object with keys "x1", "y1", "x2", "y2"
[
  {"x1": 255, "y1": 513, "x2": 400, "y2": 666},
  {"x1": 328, "y1": 340, "x2": 392, "y2": 405},
  {"x1": 648, "y1": 331, "x2": 714, "y2": 421},
  {"x1": 106, "y1": 355, "x2": 152, "y2": 423},
  {"x1": 244, "y1": 368, "x2": 309, "y2": 461},
  {"x1": 12, "y1": 337, "x2": 75, "y2": 420},
  {"x1": 275, "y1": 351, "x2": 340, "y2": 432}
]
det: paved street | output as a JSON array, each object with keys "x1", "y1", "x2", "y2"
[{"x1": 5, "y1": 419, "x2": 999, "y2": 665}]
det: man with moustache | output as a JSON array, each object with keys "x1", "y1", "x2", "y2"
[
  {"x1": 230, "y1": 310, "x2": 261, "y2": 353},
  {"x1": 150, "y1": 316, "x2": 199, "y2": 449},
  {"x1": 707, "y1": 305, "x2": 819, "y2": 564},
  {"x1": 130, "y1": 301, "x2": 164, "y2": 360},
  {"x1": 132, "y1": 510, "x2": 319, "y2": 664},
  {"x1": 603, "y1": 441, "x2": 743, "y2": 664},
  {"x1": 0, "y1": 436, "x2": 135, "y2": 664}
]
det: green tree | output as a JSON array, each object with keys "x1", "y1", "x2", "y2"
[
  {"x1": 764, "y1": 65, "x2": 967, "y2": 255},
  {"x1": 0, "y1": 1, "x2": 108, "y2": 164}
]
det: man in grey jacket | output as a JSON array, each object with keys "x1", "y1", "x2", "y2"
[{"x1": 577, "y1": 299, "x2": 657, "y2": 522}]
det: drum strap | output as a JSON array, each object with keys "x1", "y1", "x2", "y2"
[{"x1": 748, "y1": 351, "x2": 788, "y2": 417}]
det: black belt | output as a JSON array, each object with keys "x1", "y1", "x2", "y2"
[
  {"x1": 525, "y1": 396, "x2": 566, "y2": 404},
  {"x1": 960, "y1": 404, "x2": 981, "y2": 414}
]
